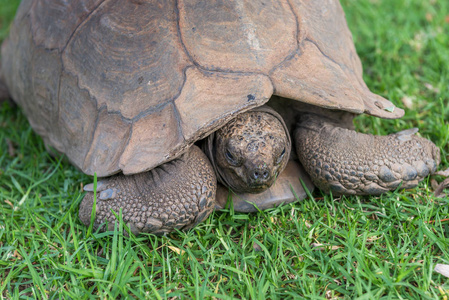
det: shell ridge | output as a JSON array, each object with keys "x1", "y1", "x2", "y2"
[
  {"x1": 83, "y1": 104, "x2": 103, "y2": 171},
  {"x1": 174, "y1": 0, "x2": 199, "y2": 68},
  {"x1": 264, "y1": 0, "x2": 302, "y2": 77},
  {"x1": 268, "y1": 48, "x2": 300, "y2": 76},
  {"x1": 131, "y1": 65, "x2": 194, "y2": 123},
  {"x1": 60, "y1": 0, "x2": 108, "y2": 54},
  {"x1": 172, "y1": 101, "x2": 186, "y2": 141},
  {"x1": 285, "y1": 0, "x2": 302, "y2": 48},
  {"x1": 305, "y1": 37, "x2": 347, "y2": 74}
]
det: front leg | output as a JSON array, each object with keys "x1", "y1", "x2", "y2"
[
  {"x1": 79, "y1": 146, "x2": 217, "y2": 235},
  {"x1": 294, "y1": 115, "x2": 440, "y2": 195}
]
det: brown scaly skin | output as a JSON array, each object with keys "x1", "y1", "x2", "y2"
[
  {"x1": 295, "y1": 114, "x2": 440, "y2": 195},
  {"x1": 213, "y1": 110, "x2": 290, "y2": 193},
  {"x1": 79, "y1": 146, "x2": 216, "y2": 235}
]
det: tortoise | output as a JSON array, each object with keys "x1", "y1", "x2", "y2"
[{"x1": 0, "y1": 0, "x2": 440, "y2": 235}]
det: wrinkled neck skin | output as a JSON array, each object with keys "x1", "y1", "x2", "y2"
[{"x1": 208, "y1": 106, "x2": 291, "y2": 194}]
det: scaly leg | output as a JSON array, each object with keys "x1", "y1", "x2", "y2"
[
  {"x1": 295, "y1": 115, "x2": 440, "y2": 195},
  {"x1": 79, "y1": 146, "x2": 217, "y2": 235}
]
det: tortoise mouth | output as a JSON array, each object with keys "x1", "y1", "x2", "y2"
[{"x1": 228, "y1": 176, "x2": 275, "y2": 194}]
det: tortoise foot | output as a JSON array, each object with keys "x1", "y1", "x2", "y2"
[
  {"x1": 79, "y1": 146, "x2": 217, "y2": 235},
  {"x1": 295, "y1": 116, "x2": 440, "y2": 195}
]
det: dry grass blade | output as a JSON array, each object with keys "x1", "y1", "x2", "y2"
[
  {"x1": 434, "y1": 178, "x2": 449, "y2": 198},
  {"x1": 311, "y1": 243, "x2": 343, "y2": 251},
  {"x1": 435, "y1": 168, "x2": 449, "y2": 177}
]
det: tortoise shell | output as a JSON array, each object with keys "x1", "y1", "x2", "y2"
[{"x1": 1, "y1": 0, "x2": 403, "y2": 177}]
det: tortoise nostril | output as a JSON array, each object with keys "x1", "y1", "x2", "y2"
[{"x1": 251, "y1": 168, "x2": 270, "y2": 181}]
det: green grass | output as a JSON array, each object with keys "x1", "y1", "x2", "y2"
[{"x1": 0, "y1": 0, "x2": 448, "y2": 299}]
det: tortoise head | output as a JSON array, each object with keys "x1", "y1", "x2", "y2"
[{"x1": 212, "y1": 108, "x2": 290, "y2": 194}]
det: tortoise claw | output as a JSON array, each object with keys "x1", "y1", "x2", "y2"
[
  {"x1": 393, "y1": 128, "x2": 419, "y2": 142},
  {"x1": 83, "y1": 181, "x2": 107, "y2": 192},
  {"x1": 99, "y1": 188, "x2": 119, "y2": 200}
]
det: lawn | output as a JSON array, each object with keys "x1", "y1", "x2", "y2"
[{"x1": 0, "y1": 0, "x2": 448, "y2": 299}]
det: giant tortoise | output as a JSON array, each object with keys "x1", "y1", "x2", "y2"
[{"x1": 0, "y1": 0, "x2": 440, "y2": 234}]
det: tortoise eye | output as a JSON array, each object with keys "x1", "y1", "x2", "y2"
[
  {"x1": 225, "y1": 149, "x2": 240, "y2": 166},
  {"x1": 276, "y1": 147, "x2": 286, "y2": 165}
]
